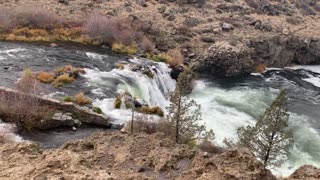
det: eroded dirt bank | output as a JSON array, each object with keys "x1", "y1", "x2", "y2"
[{"x1": 0, "y1": 131, "x2": 319, "y2": 180}]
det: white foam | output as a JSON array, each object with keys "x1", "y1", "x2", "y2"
[
  {"x1": 0, "y1": 48, "x2": 27, "y2": 54},
  {"x1": 93, "y1": 98, "x2": 160, "y2": 124},
  {"x1": 190, "y1": 80, "x2": 274, "y2": 144},
  {"x1": 288, "y1": 65, "x2": 320, "y2": 74},
  {"x1": 86, "y1": 52, "x2": 108, "y2": 65},
  {"x1": 303, "y1": 77, "x2": 320, "y2": 87},
  {"x1": 191, "y1": 80, "x2": 320, "y2": 177},
  {"x1": 0, "y1": 122, "x2": 23, "y2": 143},
  {"x1": 272, "y1": 113, "x2": 320, "y2": 177},
  {"x1": 83, "y1": 59, "x2": 176, "y2": 123}
]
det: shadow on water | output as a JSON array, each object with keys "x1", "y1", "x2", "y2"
[{"x1": 19, "y1": 125, "x2": 113, "y2": 149}]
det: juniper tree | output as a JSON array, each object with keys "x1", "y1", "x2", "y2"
[
  {"x1": 237, "y1": 89, "x2": 293, "y2": 168},
  {"x1": 168, "y1": 71, "x2": 214, "y2": 144}
]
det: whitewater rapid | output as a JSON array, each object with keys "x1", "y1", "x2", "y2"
[
  {"x1": 83, "y1": 55, "x2": 320, "y2": 177},
  {"x1": 190, "y1": 80, "x2": 320, "y2": 176},
  {"x1": 83, "y1": 58, "x2": 176, "y2": 124},
  {"x1": 1, "y1": 42, "x2": 320, "y2": 177},
  {"x1": 0, "y1": 121, "x2": 23, "y2": 143}
]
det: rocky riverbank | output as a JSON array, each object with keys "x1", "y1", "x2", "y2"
[
  {"x1": 0, "y1": 131, "x2": 319, "y2": 179},
  {"x1": 1, "y1": 0, "x2": 320, "y2": 77}
]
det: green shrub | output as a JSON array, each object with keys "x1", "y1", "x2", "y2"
[
  {"x1": 63, "y1": 96, "x2": 74, "y2": 102},
  {"x1": 114, "y1": 96, "x2": 122, "y2": 109},
  {"x1": 92, "y1": 107, "x2": 103, "y2": 114}
]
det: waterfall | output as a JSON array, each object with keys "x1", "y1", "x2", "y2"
[{"x1": 83, "y1": 57, "x2": 176, "y2": 124}]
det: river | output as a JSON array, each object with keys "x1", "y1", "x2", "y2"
[{"x1": 0, "y1": 41, "x2": 319, "y2": 176}]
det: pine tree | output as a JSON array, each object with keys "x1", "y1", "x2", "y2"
[
  {"x1": 168, "y1": 71, "x2": 214, "y2": 144},
  {"x1": 237, "y1": 89, "x2": 293, "y2": 168}
]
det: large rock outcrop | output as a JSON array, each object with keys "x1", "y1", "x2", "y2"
[
  {"x1": 191, "y1": 41, "x2": 254, "y2": 77},
  {"x1": 191, "y1": 36, "x2": 320, "y2": 77}
]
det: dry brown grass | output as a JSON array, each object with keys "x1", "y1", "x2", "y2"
[
  {"x1": 140, "y1": 37, "x2": 155, "y2": 53},
  {"x1": 52, "y1": 74, "x2": 74, "y2": 87},
  {"x1": 16, "y1": 68, "x2": 39, "y2": 94},
  {"x1": 55, "y1": 74, "x2": 74, "y2": 83},
  {"x1": 167, "y1": 48, "x2": 184, "y2": 69},
  {"x1": 138, "y1": 106, "x2": 164, "y2": 117},
  {"x1": 112, "y1": 43, "x2": 137, "y2": 55},
  {"x1": 125, "y1": 117, "x2": 174, "y2": 136},
  {"x1": 255, "y1": 64, "x2": 267, "y2": 73},
  {"x1": 74, "y1": 92, "x2": 92, "y2": 106},
  {"x1": 36, "y1": 72, "x2": 54, "y2": 83},
  {"x1": 14, "y1": 7, "x2": 62, "y2": 29},
  {"x1": 0, "y1": 7, "x2": 13, "y2": 33},
  {"x1": 85, "y1": 12, "x2": 140, "y2": 45},
  {"x1": 55, "y1": 65, "x2": 85, "y2": 75}
]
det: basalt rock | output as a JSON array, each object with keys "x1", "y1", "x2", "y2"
[
  {"x1": 249, "y1": 36, "x2": 320, "y2": 67},
  {"x1": 191, "y1": 36, "x2": 320, "y2": 77},
  {"x1": 191, "y1": 41, "x2": 254, "y2": 77}
]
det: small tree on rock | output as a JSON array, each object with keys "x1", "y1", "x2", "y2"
[
  {"x1": 168, "y1": 71, "x2": 214, "y2": 144},
  {"x1": 237, "y1": 89, "x2": 293, "y2": 168}
]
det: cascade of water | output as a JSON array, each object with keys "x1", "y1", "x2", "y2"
[{"x1": 83, "y1": 58, "x2": 176, "y2": 123}]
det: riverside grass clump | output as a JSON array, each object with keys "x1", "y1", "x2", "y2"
[
  {"x1": 62, "y1": 92, "x2": 92, "y2": 106},
  {"x1": 0, "y1": 9, "x2": 158, "y2": 56},
  {"x1": 138, "y1": 106, "x2": 164, "y2": 117},
  {"x1": 52, "y1": 74, "x2": 75, "y2": 87},
  {"x1": 36, "y1": 72, "x2": 54, "y2": 83},
  {"x1": 112, "y1": 43, "x2": 137, "y2": 55},
  {"x1": 149, "y1": 48, "x2": 184, "y2": 69},
  {"x1": 35, "y1": 65, "x2": 85, "y2": 88},
  {"x1": 0, "y1": 7, "x2": 87, "y2": 43}
]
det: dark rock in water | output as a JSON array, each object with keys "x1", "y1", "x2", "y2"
[
  {"x1": 170, "y1": 66, "x2": 184, "y2": 80},
  {"x1": 134, "y1": 99, "x2": 143, "y2": 108},
  {"x1": 130, "y1": 64, "x2": 142, "y2": 72},
  {"x1": 111, "y1": 124, "x2": 124, "y2": 130},
  {"x1": 40, "y1": 112, "x2": 80, "y2": 130}
]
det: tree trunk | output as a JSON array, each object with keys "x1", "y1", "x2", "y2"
[
  {"x1": 264, "y1": 132, "x2": 275, "y2": 167},
  {"x1": 176, "y1": 93, "x2": 181, "y2": 143},
  {"x1": 131, "y1": 99, "x2": 134, "y2": 134}
]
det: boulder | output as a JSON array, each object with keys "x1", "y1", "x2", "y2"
[
  {"x1": 39, "y1": 112, "x2": 80, "y2": 130},
  {"x1": 221, "y1": 22, "x2": 234, "y2": 31}
]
